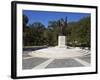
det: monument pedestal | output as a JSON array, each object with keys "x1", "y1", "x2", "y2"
[{"x1": 57, "y1": 36, "x2": 67, "y2": 48}]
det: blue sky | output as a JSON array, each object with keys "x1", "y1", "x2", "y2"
[{"x1": 23, "y1": 10, "x2": 90, "y2": 27}]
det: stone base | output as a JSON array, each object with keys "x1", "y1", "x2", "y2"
[
  {"x1": 29, "y1": 47, "x2": 84, "y2": 59},
  {"x1": 58, "y1": 36, "x2": 67, "y2": 48},
  {"x1": 57, "y1": 46, "x2": 67, "y2": 48}
]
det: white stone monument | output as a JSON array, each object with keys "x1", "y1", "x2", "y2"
[{"x1": 58, "y1": 36, "x2": 66, "y2": 48}]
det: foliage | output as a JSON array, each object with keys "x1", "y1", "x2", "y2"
[{"x1": 23, "y1": 14, "x2": 91, "y2": 48}]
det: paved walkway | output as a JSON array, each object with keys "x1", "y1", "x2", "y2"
[{"x1": 22, "y1": 49, "x2": 90, "y2": 69}]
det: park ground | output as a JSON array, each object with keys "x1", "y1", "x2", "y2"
[{"x1": 22, "y1": 47, "x2": 91, "y2": 69}]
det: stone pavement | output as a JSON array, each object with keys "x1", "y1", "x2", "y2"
[{"x1": 22, "y1": 49, "x2": 91, "y2": 69}]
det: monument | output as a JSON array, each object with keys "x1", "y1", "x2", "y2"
[
  {"x1": 58, "y1": 36, "x2": 66, "y2": 48},
  {"x1": 29, "y1": 17, "x2": 84, "y2": 59},
  {"x1": 57, "y1": 18, "x2": 67, "y2": 48}
]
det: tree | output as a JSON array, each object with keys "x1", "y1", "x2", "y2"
[
  {"x1": 23, "y1": 14, "x2": 28, "y2": 25},
  {"x1": 66, "y1": 16, "x2": 91, "y2": 48},
  {"x1": 29, "y1": 22, "x2": 46, "y2": 46},
  {"x1": 23, "y1": 14, "x2": 29, "y2": 31},
  {"x1": 23, "y1": 13, "x2": 90, "y2": 49}
]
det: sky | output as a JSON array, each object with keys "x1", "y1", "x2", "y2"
[{"x1": 23, "y1": 10, "x2": 90, "y2": 27}]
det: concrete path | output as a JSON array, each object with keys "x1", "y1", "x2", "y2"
[
  {"x1": 33, "y1": 58, "x2": 55, "y2": 69},
  {"x1": 22, "y1": 48, "x2": 91, "y2": 69},
  {"x1": 73, "y1": 58, "x2": 90, "y2": 66}
]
